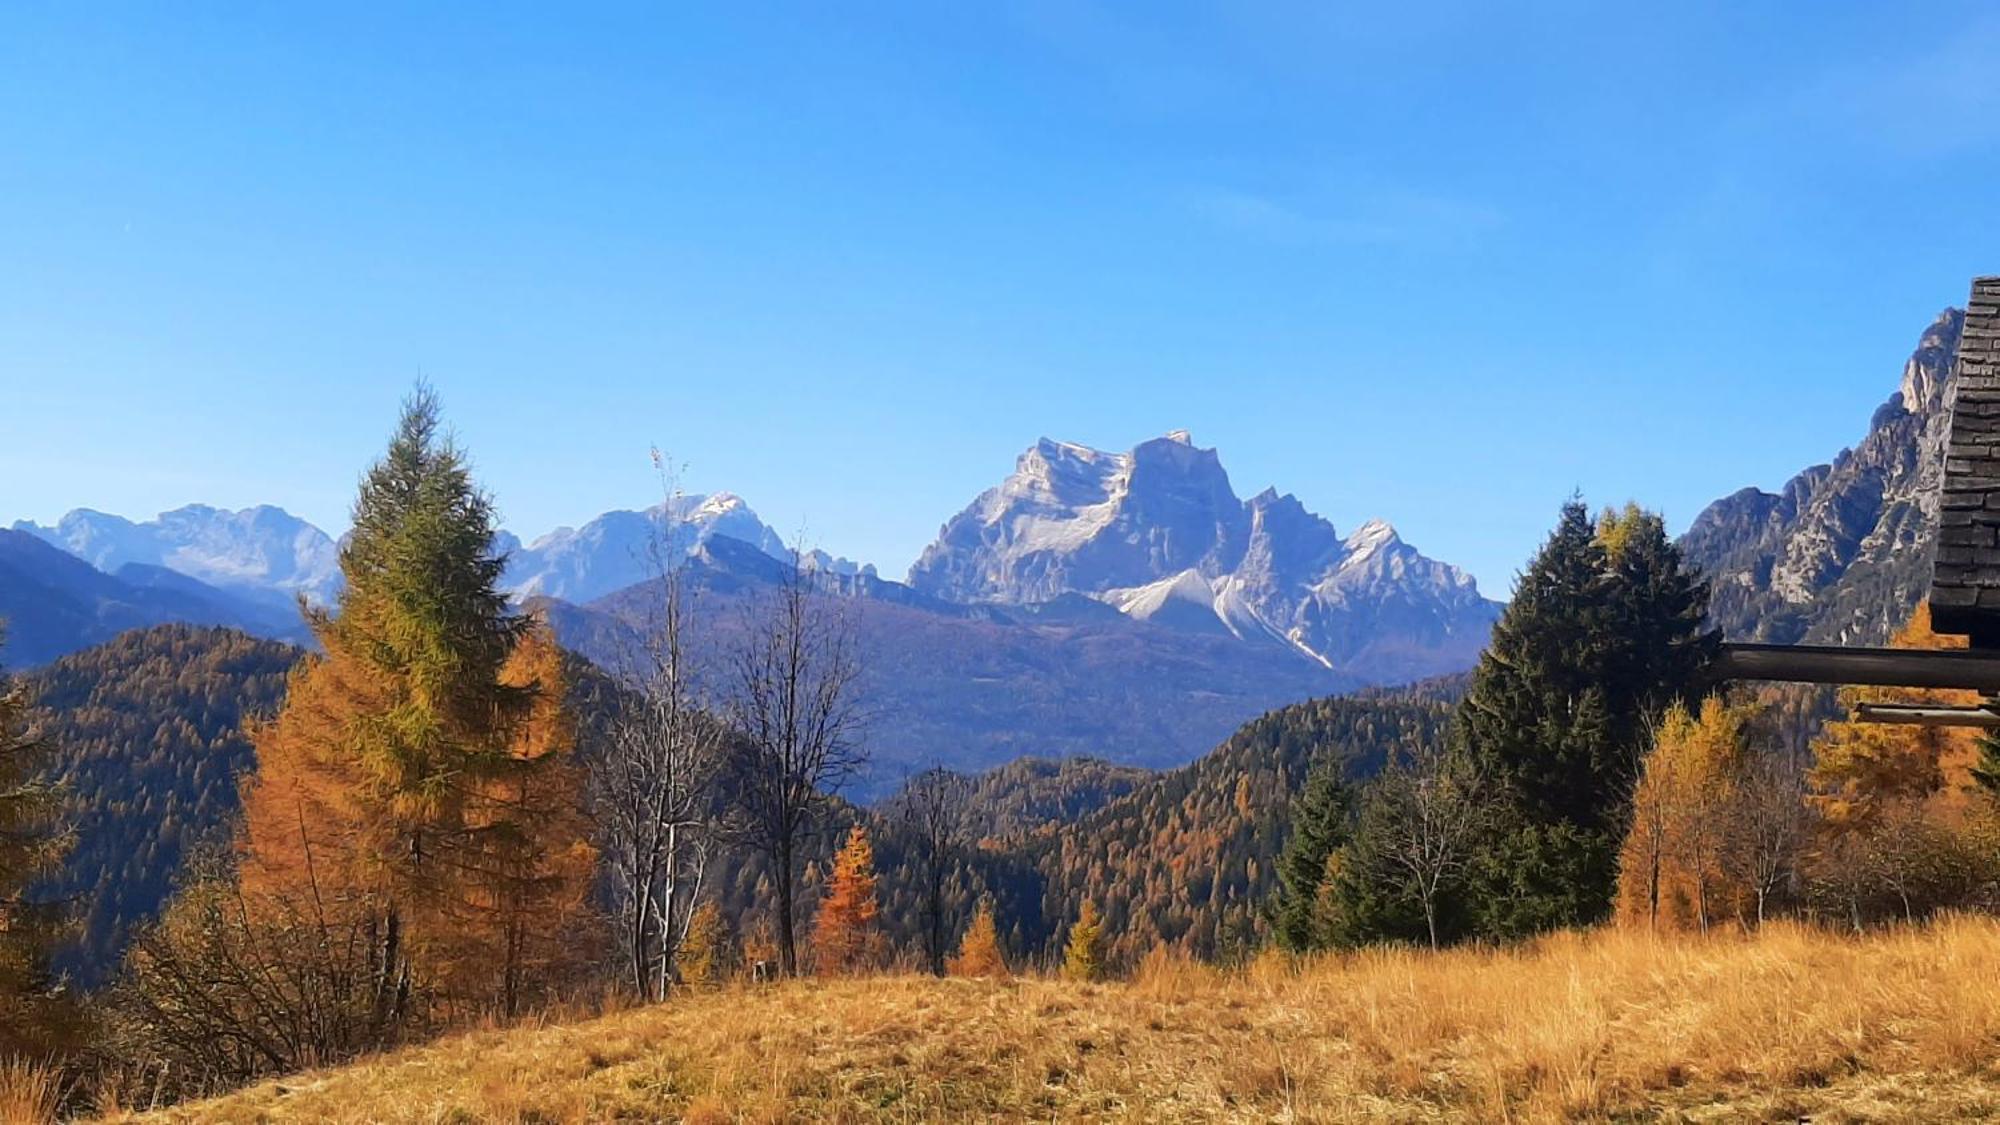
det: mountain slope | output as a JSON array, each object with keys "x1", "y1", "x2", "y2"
[
  {"x1": 1019, "y1": 687, "x2": 1456, "y2": 962},
  {"x1": 0, "y1": 529, "x2": 310, "y2": 665},
  {"x1": 1682, "y1": 308, "x2": 1961, "y2": 645},
  {"x1": 908, "y1": 432, "x2": 1500, "y2": 683}
]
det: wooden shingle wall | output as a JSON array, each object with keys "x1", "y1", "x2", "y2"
[{"x1": 1932, "y1": 276, "x2": 2000, "y2": 644}]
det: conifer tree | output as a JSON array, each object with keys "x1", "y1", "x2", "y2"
[
  {"x1": 948, "y1": 898, "x2": 1008, "y2": 978},
  {"x1": 1458, "y1": 499, "x2": 1717, "y2": 937},
  {"x1": 0, "y1": 625, "x2": 79, "y2": 1056},
  {"x1": 462, "y1": 623, "x2": 597, "y2": 1016},
  {"x1": 1266, "y1": 764, "x2": 1352, "y2": 952},
  {"x1": 1062, "y1": 901, "x2": 1105, "y2": 982},
  {"x1": 811, "y1": 824, "x2": 883, "y2": 976},
  {"x1": 239, "y1": 387, "x2": 586, "y2": 1022}
]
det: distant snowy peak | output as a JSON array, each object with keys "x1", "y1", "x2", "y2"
[
  {"x1": 13, "y1": 504, "x2": 341, "y2": 606},
  {"x1": 16, "y1": 493, "x2": 871, "y2": 613},
  {"x1": 908, "y1": 433, "x2": 1500, "y2": 682},
  {"x1": 502, "y1": 493, "x2": 872, "y2": 604}
]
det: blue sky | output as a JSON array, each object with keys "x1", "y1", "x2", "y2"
[{"x1": 6, "y1": 3, "x2": 2000, "y2": 594}]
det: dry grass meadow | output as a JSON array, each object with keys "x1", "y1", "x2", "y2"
[{"x1": 90, "y1": 916, "x2": 2000, "y2": 1123}]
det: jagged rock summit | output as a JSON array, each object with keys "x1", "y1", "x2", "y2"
[
  {"x1": 1680, "y1": 307, "x2": 1964, "y2": 646},
  {"x1": 908, "y1": 432, "x2": 1501, "y2": 682}
]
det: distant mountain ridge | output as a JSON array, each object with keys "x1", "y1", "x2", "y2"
[
  {"x1": 544, "y1": 533, "x2": 1358, "y2": 796},
  {"x1": 13, "y1": 504, "x2": 342, "y2": 609},
  {"x1": 497, "y1": 492, "x2": 872, "y2": 605},
  {"x1": 0, "y1": 528, "x2": 312, "y2": 665},
  {"x1": 1680, "y1": 307, "x2": 1963, "y2": 645},
  {"x1": 908, "y1": 432, "x2": 1501, "y2": 682},
  {"x1": 16, "y1": 494, "x2": 868, "y2": 613}
]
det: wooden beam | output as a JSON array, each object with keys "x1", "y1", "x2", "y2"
[
  {"x1": 1854, "y1": 702, "x2": 2000, "y2": 728},
  {"x1": 1715, "y1": 643, "x2": 2000, "y2": 692}
]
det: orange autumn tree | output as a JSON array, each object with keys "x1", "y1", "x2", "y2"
[
  {"x1": 1809, "y1": 604, "x2": 1967, "y2": 833},
  {"x1": 453, "y1": 622, "x2": 598, "y2": 1016},
  {"x1": 239, "y1": 387, "x2": 592, "y2": 1022},
  {"x1": 811, "y1": 825, "x2": 884, "y2": 976},
  {"x1": 948, "y1": 898, "x2": 1008, "y2": 978}
]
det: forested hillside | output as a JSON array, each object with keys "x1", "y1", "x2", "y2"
[
  {"x1": 954, "y1": 756, "x2": 1154, "y2": 839},
  {"x1": 14, "y1": 619, "x2": 1456, "y2": 986},
  {"x1": 1022, "y1": 693, "x2": 1455, "y2": 963},
  {"x1": 25, "y1": 626, "x2": 297, "y2": 979}
]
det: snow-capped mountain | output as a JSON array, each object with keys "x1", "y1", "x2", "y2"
[
  {"x1": 15, "y1": 494, "x2": 870, "y2": 616},
  {"x1": 12, "y1": 504, "x2": 342, "y2": 608},
  {"x1": 499, "y1": 492, "x2": 872, "y2": 604},
  {"x1": 907, "y1": 432, "x2": 1501, "y2": 681}
]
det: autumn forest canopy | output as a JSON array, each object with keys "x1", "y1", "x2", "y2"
[{"x1": 9, "y1": 388, "x2": 2000, "y2": 1117}]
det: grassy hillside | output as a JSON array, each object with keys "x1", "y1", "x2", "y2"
[{"x1": 102, "y1": 916, "x2": 2000, "y2": 1123}]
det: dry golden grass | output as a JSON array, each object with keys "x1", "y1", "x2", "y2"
[
  {"x1": 107, "y1": 916, "x2": 2000, "y2": 1123},
  {"x1": 0, "y1": 1058, "x2": 67, "y2": 1125}
]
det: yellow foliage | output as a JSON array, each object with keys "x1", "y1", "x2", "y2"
[
  {"x1": 1810, "y1": 602, "x2": 1969, "y2": 832},
  {"x1": 1616, "y1": 697, "x2": 1751, "y2": 931}
]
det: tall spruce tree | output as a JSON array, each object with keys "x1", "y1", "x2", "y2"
[
  {"x1": 1267, "y1": 764, "x2": 1353, "y2": 952},
  {"x1": 1458, "y1": 499, "x2": 1716, "y2": 938},
  {"x1": 0, "y1": 625, "x2": 79, "y2": 1056},
  {"x1": 239, "y1": 387, "x2": 585, "y2": 1022}
]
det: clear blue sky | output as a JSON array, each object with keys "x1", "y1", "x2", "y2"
[{"x1": 6, "y1": 3, "x2": 2000, "y2": 594}]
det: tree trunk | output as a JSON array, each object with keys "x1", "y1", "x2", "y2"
[{"x1": 776, "y1": 839, "x2": 798, "y2": 977}]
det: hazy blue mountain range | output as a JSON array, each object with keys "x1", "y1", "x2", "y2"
[
  {"x1": 539, "y1": 533, "x2": 1357, "y2": 796},
  {"x1": 0, "y1": 528, "x2": 311, "y2": 666}
]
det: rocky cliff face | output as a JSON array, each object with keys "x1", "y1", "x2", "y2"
[
  {"x1": 908, "y1": 432, "x2": 1500, "y2": 682},
  {"x1": 1681, "y1": 308, "x2": 1963, "y2": 645}
]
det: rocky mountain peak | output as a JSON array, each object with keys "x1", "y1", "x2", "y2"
[
  {"x1": 1682, "y1": 303, "x2": 1966, "y2": 646},
  {"x1": 908, "y1": 435, "x2": 1499, "y2": 682},
  {"x1": 1899, "y1": 308, "x2": 1964, "y2": 416}
]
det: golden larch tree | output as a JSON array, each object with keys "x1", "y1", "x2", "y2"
[
  {"x1": 1616, "y1": 697, "x2": 1750, "y2": 932},
  {"x1": 238, "y1": 388, "x2": 590, "y2": 1022},
  {"x1": 947, "y1": 898, "x2": 1008, "y2": 978},
  {"x1": 811, "y1": 824, "x2": 884, "y2": 976},
  {"x1": 1810, "y1": 604, "x2": 1968, "y2": 833},
  {"x1": 1062, "y1": 901, "x2": 1105, "y2": 982}
]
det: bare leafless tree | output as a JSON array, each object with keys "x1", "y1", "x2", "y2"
[
  {"x1": 1731, "y1": 749, "x2": 1812, "y2": 927},
  {"x1": 593, "y1": 454, "x2": 727, "y2": 1001},
  {"x1": 726, "y1": 546, "x2": 867, "y2": 977},
  {"x1": 1368, "y1": 742, "x2": 1493, "y2": 950},
  {"x1": 895, "y1": 766, "x2": 972, "y2": 975}
]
